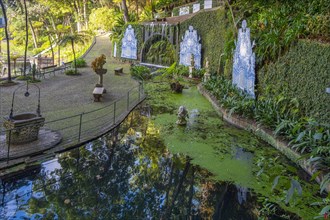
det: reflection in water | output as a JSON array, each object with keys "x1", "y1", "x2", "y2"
[
  {"x1": 0, "y1": 110, "x2": 300, "y2": 219},
  {"x1": 234, "y1": 147, "x2": 253, "y2": 205},
  {"x1": 0, "y1": 112, "x2": 262, "y2": 220}
]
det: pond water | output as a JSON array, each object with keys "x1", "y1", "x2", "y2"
[{"x1": 0, "y1": 82, "x2": 321, "y2": 219}]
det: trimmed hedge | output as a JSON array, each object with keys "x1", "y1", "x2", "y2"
[
  {"x1": 258, "y1": 40, "x2": 330, "y2": 124},
  {"x1": 179, "y1": 7, "x2": 233, "y2": 74}
]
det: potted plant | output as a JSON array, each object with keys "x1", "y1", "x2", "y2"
[
  {"x1": 91, "y1": 54, "x2": 107, "y2": 92},
  {"x1": 162, "y1": 62, "x2": 185, "y2": 93}
]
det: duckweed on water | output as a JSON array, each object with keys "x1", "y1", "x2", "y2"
[{"x1": 145, "y1": 81, "x2": 321, "y2": 219}]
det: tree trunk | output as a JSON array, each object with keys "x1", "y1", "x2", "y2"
[
  {"x1": 29, "y1": 19, "x2": 38, "y2": 48},
  {"x1": 23, "y1": 0, "x2": 28, "y2": 76},
  {"x1": 73, "y1": 0, "x2": 82, "y2": 32},
  {"x1": 47, "y1": 34, "x2": 54, "y2": 65},
  {"x1": 13, "y1": 59, "x2": 17, "y2": 75},
  {"x1": 50, "y1": 16, "x2": 59, "y2": 40},
  {"x1": 0, "y1": 0, "x2": 12, "y2": 82},
  {"x1": 122, "y1": 0, "x2": 129, "y2": 23},
  {"x1": 135, "y1": 0, "x2": 139, "y2": 20},
  {"x1": 58, "y1": 42, "x2": 61, "y2": 66},
  {"x1": 71, "y1": 38, "x2": 77, "y2": 74},
  {"x1": 83, "y1": 0, "x2": 88, "y2": 30},
  {"x1": 225, "y1": 0, "x2": 237, "y2": 33}
]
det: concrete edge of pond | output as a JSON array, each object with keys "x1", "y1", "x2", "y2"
[{"x1": 197, "y1": 84, "x2": 330, "y2": 193}]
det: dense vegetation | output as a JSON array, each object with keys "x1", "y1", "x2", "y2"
[
  {"x1": 258, "y1": 40, "x2": 330, "y2": 124},
  {"x1": 1, "y1": 0, "x2": 329, "y2": 217}
]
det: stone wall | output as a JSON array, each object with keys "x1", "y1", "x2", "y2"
[{"x1": 198, "y1": 84, "x2": 330, "y2": 192}]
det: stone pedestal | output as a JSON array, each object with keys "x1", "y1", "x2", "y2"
[
  {"x1": 203, "y1": 73, "x2": 211, "y2": 82},
  {"x1": 189, "y1": 66, "x2": 194, "y2": 78},
  {"x1": 3, "y1": 113, "x2": 45, "y2": 145}
]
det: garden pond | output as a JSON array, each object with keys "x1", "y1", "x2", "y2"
[{"x1": 0, "y1": 81, "x2": 323, "y2": 219}]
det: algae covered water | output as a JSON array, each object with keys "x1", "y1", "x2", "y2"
[{"x1": 0, "y1": 83, "x2": 322, "y2": 219}]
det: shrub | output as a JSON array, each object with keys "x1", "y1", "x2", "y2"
[
  {"x1": 16, "y1": 75, "x2": 32, "y2": 81},
  {"x1": 146, "y1": 40, "x2": 176, "y2": 66},
  {"x1": 91, "y1": 54, "x2": 106, "y2": 71},
  {"x1": 72, "y1": 58, "x2": 87, "y2": 68},
  {"x1": 65, "y1": 69, "x2": 80, "y2": 75},
  {"x1": 130, "y1": 65, "x2": 151, "y2": 80},
  {"x1": 258, "y1": 40, "x2": 330, "y2": 124},
  {"x1": 16, "y1": 75, "x2": 41, "y2": 83},
  {"x1": 176, "y1": 65, "x2": 189, "y2": 77},
  {"x1": 192, "y1": 68, "x2": 206, "y2": 79}
]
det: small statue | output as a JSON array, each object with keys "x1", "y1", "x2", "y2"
[
  {"x1": 189, "y1": 54, "x2": 195, "y2": 78},
  {"x1": 176, "y1": 106, "x2": 189, "y2": 126},
  {"x1": 203, "y1": 57, "x2": 211, "y2": 82}
]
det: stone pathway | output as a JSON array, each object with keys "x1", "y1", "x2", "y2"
[
  {"x1": 0, "y1": 34, "x2": 143, "y2": 167},
  {"x1": 0, "y1": 34, "x2": 137, "y2": 125}
]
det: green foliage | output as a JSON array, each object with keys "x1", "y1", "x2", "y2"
[
  {"x1": 258, "y1": 40, "x2": 330, "y2": 124},
  {"x1": 204, "y1": 76, "x2": 255, "y2": 118},
  {"x1": 91, "y1": 54, "x2": 106, "y2": 71},
  {"x1": 65, "y1": 69, "x2": 80, "y2": 76},
  {"x1": 192, "y1": 68, "x2": 206, "y2": 79},
  {"x1": 130, "y1": 65, "x2": 151, "y2": 80},
  {"x1": 289, "y1": 119, "x2": 330, "y2": 155},
  {"x1": 146, "y1": 40, "x2": 175, "y2": 66},
  {"x1": 272, "y1": 176, "x2": 303, "y2": 205},
  {"x1": 71, "y1": 58, "x2": 86, "y2": 68},
  {"x1": 89, "y1": 7, "x2": 116, "y2": 32},
  {"x1": 204, "y1": 76, "x2": 330, "y2": 173},
  {"x1": 110, "y1": 15, "x2": 127, "y2": 43},
  {"x1": 232, "y1": 0, "x2": 330, "y2": 65},
  {"x1": 16, "y1": 75, "x2": 41, "y2": 83},
  {"x1": 255, "y1": 94, "x2": 300, "y2": 130},
  {"x1": 179, "y1": 8, "x2": 232, "y2": 75}
]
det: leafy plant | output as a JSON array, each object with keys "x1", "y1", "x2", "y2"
[
  {"x1": 91, "y1": 54, "x2": 106, "y2": 71},
  {"x1": 130, "y1": 65, "x2": 151, "y2": 80},
  {"x1": 71, "y1": 58, "x2": 87, "y2": 68},
  {"x1": 191, "y1": 68, "x2": 206, "y2": 79},
  {"x1": 65, "y1": 69, "x2": 80, "y2": 76},
  {"x1": 289, "y1": 120, "x2": 330, "y2": 154},
  {"x1": 146, "y1": 40, "x2": 175, "y2": 66},
  {"x1": 272, "y1": 176, "x2": 303, "y2": 205}
]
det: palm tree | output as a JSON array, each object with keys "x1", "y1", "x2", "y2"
[
  {"x1": 61, "y1": 32, "x2": 90, "y2": 74},
  {"x1": 54, "y1": 25, "x2": 70, "y2": 66},
  {"x1": 0, "y1": 0, "x2": 12, "y2": 82}
]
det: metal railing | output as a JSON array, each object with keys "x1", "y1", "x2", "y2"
[{"x1": 0, "y1": 83, "x2": 146, "y2": 162}]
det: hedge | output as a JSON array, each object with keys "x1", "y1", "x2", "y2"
[
  {"x1": 179, "y1": 7, "x2": 233, "y2": 74},
  {"x1": 258, "y1": 40, "x2": 330, "y2": 124}
]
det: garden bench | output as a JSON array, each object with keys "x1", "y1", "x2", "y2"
[
  {"x1": 54, "y1": 65, "x2": 65, "y2": 73},
  {"x1": 114, "y1": 67, "x2": 123, "y2": 75},
  {"x1": 93, "y1": 87, "x2": 105, "y2": 102},
  {"x1": 39, "y1": 65, "x2": 57, "y2": 78}
]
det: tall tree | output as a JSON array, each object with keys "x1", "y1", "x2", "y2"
[
  {"x1": 0, "y1": 0, "x2": 12, "y2": 82},
  {"x1": 23, "y1": 0, "x2": 28, "y2": 76},
  {"x1": 121, "y1": 0, "x2": 129, "y2": 23},
  {"x1": 61, "y1": 31, "x2": 89, "y2": 74}
]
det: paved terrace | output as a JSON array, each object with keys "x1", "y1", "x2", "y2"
[{"x1": 0, "y1": 35, "x2": 145, "y2": 170}]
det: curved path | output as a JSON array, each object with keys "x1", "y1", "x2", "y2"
[
  {"x1": 0, "y1": 34, "x2": 137, "y2": 124},
  {"x1": 0, "y1": 34, "x2": 144, "y2": 168}
]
